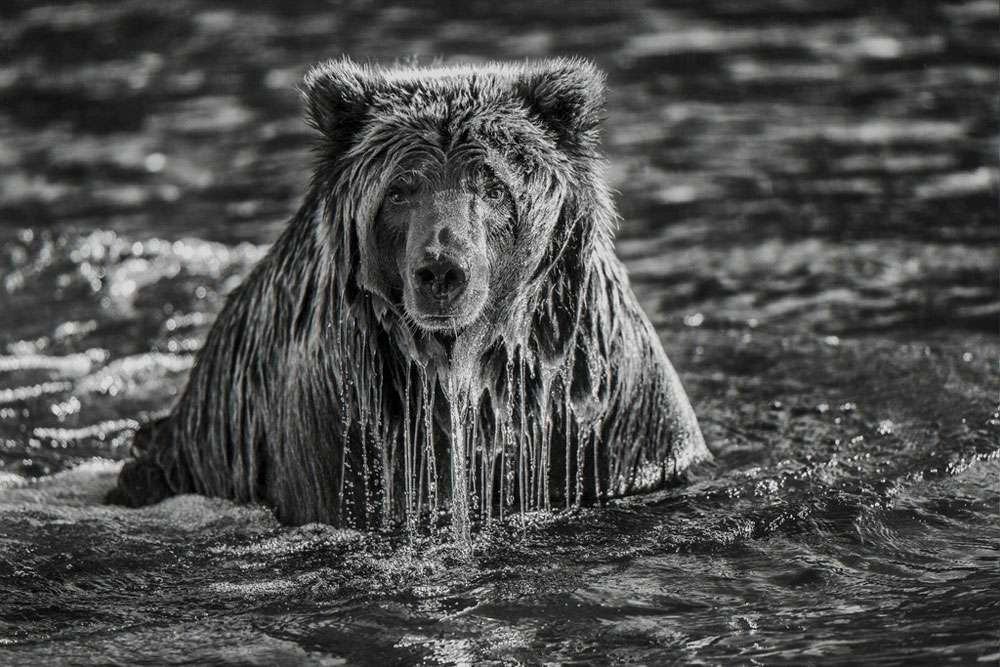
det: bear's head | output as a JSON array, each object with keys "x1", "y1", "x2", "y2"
[{"x1": 302, "y1": 58, "x2": 611, "y2": 348}]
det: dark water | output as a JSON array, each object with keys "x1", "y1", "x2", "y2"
[{"x1": 1, "y1": 1, "x2": 998, "y2": 664}]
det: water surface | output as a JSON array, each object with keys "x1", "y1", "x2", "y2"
[{"x1": 1, "y1": 0, "x2": 998, "y2": 664}]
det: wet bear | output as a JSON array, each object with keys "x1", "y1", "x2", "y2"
[{"x1": 108, "y1": 58, "x2": 710, "y2": 534}]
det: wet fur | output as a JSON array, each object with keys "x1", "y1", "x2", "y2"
[{"x1": 109, "y1": 58, "x2": 710, "y2": 528}]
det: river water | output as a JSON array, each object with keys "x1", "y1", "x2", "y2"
[{"x1": 1, "y1": 1, "x2": 998, "y2": 664}]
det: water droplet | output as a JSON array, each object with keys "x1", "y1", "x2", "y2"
[
  {"x1": 144, "y1": 153, "x2": 167, "y2": 173},
  {"x1": 876, "y1": 420, "x2": 894, "y2": 436},
  {"x1": 683, "y1": 312, "x2": 705, "y2": 327}
]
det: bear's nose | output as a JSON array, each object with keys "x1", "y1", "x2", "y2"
[{"x1": 412, "y1": 257, "x2": 468, "y2": 302}]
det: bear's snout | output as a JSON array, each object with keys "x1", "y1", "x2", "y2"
[
  {"x1": 412, "y1": 256, "x2": 468, "y2": 304},
  {"x1": 398, "y1": 190, "x2": 491, "y2": 330},
  {"x1": 403, "y1": 241, "x2": 488, "y2": 329}
]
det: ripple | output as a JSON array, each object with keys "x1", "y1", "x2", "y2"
[
  {"x1": 0, "y1": 349, "x2": 107, "y2": 374},
  {"x1": 0, "y1": 381, "x2": 72, "y2": 404},
  {"x1": 77, "y1": 352, "x2": 193, "y2": 396},
  {"x1": 33, "y1": 418, "x2": 138, "y2": 442}
]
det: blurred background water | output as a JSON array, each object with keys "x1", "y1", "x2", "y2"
[{"x1": 0, "y1": 1, "x2": 997, "y2": 664}]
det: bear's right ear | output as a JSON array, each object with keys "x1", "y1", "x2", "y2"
[
  {"x1": 301, "y1": 59, "x2": 376, "y2": 146},
  {"x1": 514, "y1": 58, "x2": 606, "y2": 151}
]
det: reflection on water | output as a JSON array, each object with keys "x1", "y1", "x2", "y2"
[{"x1": 1, "y1": 0, "x2": 998, "y2": 664}]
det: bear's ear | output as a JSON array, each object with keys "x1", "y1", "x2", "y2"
[
  {"x1": 514, "y1": 59, "x2": 606, "y2": 150},
  {"x1": 301, "y1": 58, "x2": 377, "y2": 145}
]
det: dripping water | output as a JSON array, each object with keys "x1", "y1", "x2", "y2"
[
  {"x1": 340, "y1": 330, "x2": 603, "y2": 545},
  {"x1": 446, "y1": 375, "x2": 471, "y2": 546}
]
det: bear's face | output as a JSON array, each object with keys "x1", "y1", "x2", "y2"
[
  {"x1": 374, "y1": 161, "x2": 515, "y2": 331},
  {"x1": 303, "y1": 59, "x2": 607, "y2": 338}
]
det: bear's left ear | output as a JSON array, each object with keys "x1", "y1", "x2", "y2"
[
  {"x1": 301, "y1": 58, "x2": 378, "y2": 147},
  {"x1": 514, "y1": 59, "x2": 606, "y2": 150}
]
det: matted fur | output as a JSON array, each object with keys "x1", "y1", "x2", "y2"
[{"x1": 109, "y1": 58, "x2": 710, "y2": 531}]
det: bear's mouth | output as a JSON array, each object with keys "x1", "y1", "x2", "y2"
[{"x1": 408, "y1": 309, "x2": 479, "y2": 332}]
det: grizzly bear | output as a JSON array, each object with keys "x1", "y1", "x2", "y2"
[{"x1": 108, "y1": 58, "x2": 710, "y2": 536}]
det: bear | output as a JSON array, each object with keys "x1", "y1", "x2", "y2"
[{"x1": 107, "y1": 57, "x2": 710, "y2": 537}]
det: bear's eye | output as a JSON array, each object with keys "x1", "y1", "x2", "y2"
[
  {"x1": 477, "y1": 173, "x2": 508, "y2": 204},
  {"x1": 483, "y1": 183, "x2": 507, "y2": 203},
  {"x1": 386, "y1": 173, "x2": 419, "y2": 205}
]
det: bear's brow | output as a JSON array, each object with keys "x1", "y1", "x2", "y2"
[{"x1": 394, "y1": 152, "x2": 514, "y2": 192}]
